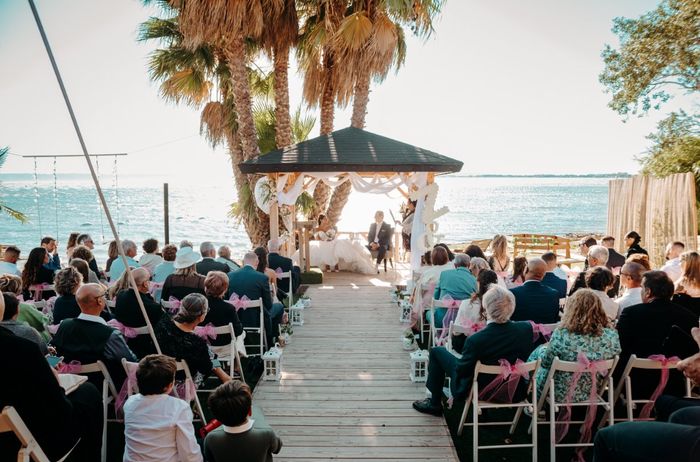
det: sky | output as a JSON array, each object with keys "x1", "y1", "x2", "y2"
[{"x1": 0, "y1": 0, "x2": 693, "y2": 184}]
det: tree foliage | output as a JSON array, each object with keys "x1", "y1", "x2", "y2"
[
  {"x1": 0, "y1": 147, "x2": 29, "y2": 223},
  {"x1": 600, "y1": 0, "x2": 700, "y2": 117}
]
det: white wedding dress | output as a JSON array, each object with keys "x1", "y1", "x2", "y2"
[{"x1": 293, "y1": 229, "x2": 376, "y2": 274}]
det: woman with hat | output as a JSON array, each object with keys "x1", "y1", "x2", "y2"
[{"x1": 161, "y1": 246, "x2": 206, "y2": 301}]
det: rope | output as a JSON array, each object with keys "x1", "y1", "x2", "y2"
[
  {"x1": 113, "y1": 154, "x2": 121, "y2": 233},
  {"x1": 28, "y1": 0, "x2": 161, "y2": 354},
  {"x1": 32, "y1": 158, "x2": 42, "y2": 238},
  {"x1": 95, "y1": 156, "x2": 106, "y2": 241},
  {"x1": 52, "y1": 157, "x2": 59, "y2": 239}
]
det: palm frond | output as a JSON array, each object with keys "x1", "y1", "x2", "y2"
[
  {"x1": 0, "y1": 205, "x2": 29, "y2": 224},
  {"x1": 0, "y1": 146, "x2": 7, "y2": 169},
  {"x1": 138, "y1": 17, "x2": 182, "y2": 44}
]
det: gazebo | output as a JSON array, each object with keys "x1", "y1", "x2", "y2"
[{"x1": 239, "y1": 127, "x2": 463, "y2": 270}]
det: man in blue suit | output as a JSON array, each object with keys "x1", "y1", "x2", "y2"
[
  {"x1": 227, "y1": 252, "x2": 284, "y2": 349},
  {"x1": 541, "y1": 252, "x2": 567, "y2": 298},
  {"x1": 509, "y1": 258, "x2": 560, "y2": 324},
  {"x1": 432, "y1": 254, "x2": 477, "y2": 326}
]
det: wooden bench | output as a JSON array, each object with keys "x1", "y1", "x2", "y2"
[{"x1": 512, "y1": 234, "x2": 572, "y2": 259}]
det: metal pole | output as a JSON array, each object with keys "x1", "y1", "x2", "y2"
[
  {"x1": 28, "y1": 0, "x2": 161, "y2": 354},
  {"x1": 163, "y1": 183, "x2": 170, "y2": 244}
]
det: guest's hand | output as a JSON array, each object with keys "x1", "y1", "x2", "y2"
[
  {"x1": 677, "y1": 327, "x2": 700, "y2": 383},
  {"x1": 213, "y1": 367, "x2": 232, "y2": 383}
]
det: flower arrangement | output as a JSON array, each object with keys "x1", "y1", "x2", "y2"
[{"x1": 401, "y1": 329, "x2": 417, "y2": 351}]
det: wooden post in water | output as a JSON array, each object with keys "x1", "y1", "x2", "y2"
[{"x1": 163, "y1": 183, "x2": 170, "y2": 244}]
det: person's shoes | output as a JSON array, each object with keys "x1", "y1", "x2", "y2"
[{"x1": 412, "y1": 398, "x2": 442, "y2": 416}]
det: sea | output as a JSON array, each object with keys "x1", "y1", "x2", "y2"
[{"x1": 0, "y1": 174, "x2": 612, "y2": 265}]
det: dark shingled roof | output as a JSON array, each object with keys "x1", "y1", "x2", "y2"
[{"x1": 238, "y1": 127, "x2": 463, "y2": 174}]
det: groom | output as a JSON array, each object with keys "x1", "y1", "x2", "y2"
[{"x1": 367, "y1": 210, "x2": 392, "y2": 273}]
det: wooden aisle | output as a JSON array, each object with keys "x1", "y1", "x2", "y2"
[{"x1": 254, "y1": 267, "x2": 459, "y2": 461}]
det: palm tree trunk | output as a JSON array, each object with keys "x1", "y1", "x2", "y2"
[
  {"x1": 273, "y1": 44, "x2": 293, "y2": 149},
  {"x1": 309, "y1": 52, "x2": 335, "y2": 220}
]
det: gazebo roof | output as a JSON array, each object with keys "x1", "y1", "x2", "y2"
[{"x1": 238, "y1": 127, "x2": 463, "y2": 174}]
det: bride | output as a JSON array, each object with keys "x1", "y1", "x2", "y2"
[{"x1": 295, "y1": 214, "x2": 376, "y2": 274}]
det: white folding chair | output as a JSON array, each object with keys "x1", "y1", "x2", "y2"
[
  {"x1": 430, "y1": 298, "x2": 461, "y2": 347},
  {"x1": 121, "y1": 359, "x2": 207, "y2": 425},
  {"x1": 536, "y1": 356, "x2": 618, "y2": 462},
  {"x1": 609, "y1": 354, "x2": 692, "y2": 422},
  {"x1": 415, "y1": 282, "x2": 435, "y2": 344},
  {"x1": 28, "y1": 284, "x2": 55, "y2": 301},
  {"x1": 275, "y1": 270, "x2": 294, "y2": 308},
  {"x1": 27, "y1": 300, "x2": 47, "y2": 311},
  {"x1": 0, "y1": 406, "x2": 79, "y2": 462},
  {"x1": 456, "y1": 360, "x2": 540, "y2": 462},
  {"x1": 239, "y1": 298, "x2": 266, "y2": 357},
  {"x1": 446, "y1": 321, "x2": 465, "y2": 358},
  {"x1": 205, "y1": 323, "x2": 246, "y2": 383},
  {"x1": 160, "y1": 299, "x2": 176, "y2": 313}
]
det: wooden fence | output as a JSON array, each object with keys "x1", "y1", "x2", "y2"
[{"x1": 607, "y1": 173, "x2": 698, "y2": 267}]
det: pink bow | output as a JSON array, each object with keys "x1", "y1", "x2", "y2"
[
  {"x1": 275, "y1": 267, "x2": 284, "y2": 275},
  {"x1": 639, "y1": 355, "x2": 680, "y2": 419},
  {"x1": 107, "y1": 319, "x2": 139, "y2": 339},
  {"x1": 226, "y1": 293, "x2": 250, "y2": 311},
  {"x1": 478, "y1": 359, "x2": 530, "y2": 403},
  {"x1": 30, "y1": 283, "x2": 52, "y2": 301},
  {"x1": 464, "y1": 320, "x2": 486, "y2": 335},
  {"x1": 115, "y1": 364, "x2": 139, "y2": 415},
  {"x1": 167, "y1": 297, "x2": 181, "y2": 314},
  {"x1": 47, "y1": 323, "x2": 60, "y2": 334},
  {"x1": 57, "y1": 360, "x2": 82, "y2": 374},
  {"x1": 148, "y1": 282, "x2": 163, "y2": 297},
  {"x1": 529, "y1": 321, "x2": 554, "y2": 343},
  {"x1": 43, "y1": 296, "x2": 57, "y2": 316},
  {"x1": 440, "y1": 295, "x2": 461, "y2": 310},
  {"x1": 556, "y1": 352, "x2": 610, "y2": 461},
  {"x1": 173, "y1": 379, "x2": 197, "y2": 402},
  {"x1": 194, "y1": 323, "x2": 218, "y2": 341}
]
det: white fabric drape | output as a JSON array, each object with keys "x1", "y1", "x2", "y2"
[{"x1": 410, "y1": 173, "x2": 428, "y2": 271}]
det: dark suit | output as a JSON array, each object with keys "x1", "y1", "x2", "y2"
[
  {"x1": 114, "y1": 289, "x2": 164, "y2": 357},
  {"x1": 227, "y1": 265, "x2": 284, "y2": 348},
  {"x1": 510, "y1": 280, "x2": 560, "y2": 324},
  {"x1": 426, "y1": 321, "x2": 536, "y2": 405},
  {"x1": 606, "y1": 248, "x2": 626, "y2": 269},
  {"x1": 201, "y1": 296, "x2": 244, "y2": 347},
  {"x1": 616, "y1": 299, "x2": 698, "y2": 398},
  {"x1": 268, "y1": 252, "x2": 300, "y2": 301},
  {"x1": 0, "y1": 327, "x2": 103, "y2": 461},
  {"x1": 570, "y1": 267, "x2": 618, "y2": 298},
  {"x1": 196, "y1": 257, "x2": 231, "y2": 276},
  {"x1": 542, "y1": 272, "x2": 567, "y2": 299},
  {"x1": 367, "y1": 221, "x2": 392, "y2": 264}
]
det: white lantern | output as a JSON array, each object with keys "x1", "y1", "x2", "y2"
[
  {"x1": 290, "y1": 302, "x2": 305, "y2": 326},
  {"x1": 262, "y1": 344, "x2": 283, "y2": 381},
  {"x1": 300, "y1": 297, "x2": 311, "y2": 309},
  {"x1": 410, "y1": 349, "x2": 429, "y2": 383},
  {"x1": 399, "y1": 300, "x2": 412, "y2": 323}
]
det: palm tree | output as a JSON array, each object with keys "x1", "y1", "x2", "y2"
[{"x1": 0, "y1": 147, "x2": 28, "y2": 223}]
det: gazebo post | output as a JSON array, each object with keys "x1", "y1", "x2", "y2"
[{"x1": 269, "y1": 173, "x2": 279, "y2": 242}]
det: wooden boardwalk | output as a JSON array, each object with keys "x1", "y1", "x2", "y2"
[{"x1": 254, "y1": 268, "x2": 458, "y2": 461}]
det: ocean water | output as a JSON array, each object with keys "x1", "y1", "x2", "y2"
[{"x1": 0, "y1": 174, "x2": 610, "y2": 264}]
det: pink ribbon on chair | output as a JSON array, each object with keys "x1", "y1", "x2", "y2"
[
  {"x1": 173, "y1": 379, "x2": 197, "y2": 403},
  {"x1": 107, "y1": 319, "x2": 139, "y2": 339},
  {"x1": 275, "y1": 267, "x2": 284, "y2": 276},
  {"x1": 115, "y1": 364, "x2": 139, "y2": 416},
  {"x1": 194, "y1": 323, "x2": 218, "y2": 341},
  {"x1": 555, "y1": 352, "x2": 610, "y2": 461},
  {"x1": 478, "y1": 359, "x2": 530, "y2": 403},
  {"x1": 167, "y1": 297, "x2": 181, "y2": 314},
  {"x1": 639, "y1": 354, "x2": 680, "y2": 420},
  {"x1": 57, "y1": 360, "x2": 82, "y2": 374},
  {"x1": 148, "y1": 282, "x2": 164, "y2": 297},
  {"x1": 463, "y1": 320, "x2": 486, "y2": 335},
  {"x1": 47, "y1": 323, "x2": 60, "y2": 334},
  {"x1": 529, "y1": 321, "x2": 554, "y2": 343},
  {"x1": 30, "y1": 283, "x2": 52, "y2": 301},
  {"x1": 225, "y1": 293, "x2": 250, "y2": 312},
  {"x1": 42, "y1": 296, "x2": 57, "y2": 316},
  {"x1": 436, "y1": 296, "x2": 462, "y2": 345}
]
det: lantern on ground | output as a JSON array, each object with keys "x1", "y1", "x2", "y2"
[
  {"x1": 399, "y1": 300, "x2": 412, "y2": 323},
  {"x1": 410, "y1": 349, "x2": 429, "y2": 383},
  {"x1": 289, "y1": 302, "x2": 305, "y2": 326},
  {"x1": 262, "y1": 344, "x2": 283, "y2": 381}
]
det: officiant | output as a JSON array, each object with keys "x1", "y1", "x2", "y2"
[{"x1": 367, "y1": 211, "x2": 392, "y2": 273}]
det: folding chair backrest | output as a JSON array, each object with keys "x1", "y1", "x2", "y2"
[
  {"x1": 28, "y1": 300, "x2": 47, "y2": 310},
  {"x1": 175, "y1": 361, "x2": 206, "y2": 421},
  {"x1": 1, "y1": 406, "x2": 52, "y2": 462},
  {"x1": 121, "y1": 359, "x2": 140, "y2": 396},
  {"x1": 241, "y1": 298, "x2": 265, "y2": 356},
  {"x1": 78, "y1": 360, "x2": 119, "y2": 399},
  {"x1": 207, "y1": 323, "x2": 245, "y2": 382},
  {"x1": 276, "y1": 270, "x2": 294, "y2": 305},
  {"x1": 538, "y1": 356, "x2": 618, "y2": 411},
  {"x1": 474, "y1": 360, "x2": 539, "y2": 378}
]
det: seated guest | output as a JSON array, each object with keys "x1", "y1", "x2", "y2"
[
  {"x1": 114, "y1": 267, "x2": 164, "y2": 357},
  {"x1": 205, "y1": 380, "x2": 282, "y2": 462},
  {"x1": 1, "y1": 293, "x2": 48, "y2": 354},
  {"x1": 586, "y1": 266, "x2": 620, "y2": 320},
  {"x1": 0, "y1": 306, "x2": 103, "y2": 461},
  {"x1": 412, "y1": 247, "x2": 454, "y2": 321},
  {"x1": 108, "y1": 268, "x2": 132, "y2": 300},
  {"x1": 76, "y1": 233, "x2": 102, "y2": 278},
  {"x1": 139, "y1": 238, "x2": 163, "y2": 277},
  {"x1": 180, "y1": 240, "x2": 193, "y2": 249},
  {"x1": 432, "y1": 253, "x2": 477, "y2": 327},
  {"x1": 413, "y1": 285, "x2": 536, "y2": 415},
  {"x1": 162, "y1": 247, "x2": 205, "y2": 301},
  {"x1": 578, "y1": 236, "x2": 598, "y2": 271},
  {"x1": 216, "y1": 244, "x2": 241, "y2": 271},
  {"x1": 510, "y1": 258, "x2": 560, "y2": 324},
  {"x1": 487, "y1": 234, "x2": 510, "y2": 274},
  {"x1": 0, "y1": 245, "x2": 22, "y2": 276},
  {"x1": 155, "y1": 293, "x2": 231, "y2": 386},
  {"x1": 52, "y1": 283, "x2": 137, "y2": 387},
  {"x1": 105, "y1": 240, "x2": 119, "y2": 274},
  {"x1": 197, "y1": 241, "x2": 230, "y2": 276},
  {"x1": 616, "y1": 271, "x2": 697, "y2": 398},
  {"x1": 569, "y1": 244, "x2": 609, "y2": 296},
  {"x1": 624, "y1": 230, "x2": 648, "y2": 258},
  {"x1": 505, "y1": 256, "x2": 527, "y2": 288},
  {"x1": 541, "y1": 252, "x2": 567, "y2": 298},
  {"x1": 65, "y1": 232, "x2": 80, "y2": 260},
  {"x1": 228, "y1": 252, "x2": 284, "y2": 349},
  {"x1": 464, "y1": 244, "x2": 487, "y2": 261},
  {"x1": 628, "y1": 252, "x2": 652, "y2": 271},
  {"x1": 71, "y1": 247, "x2": 101, "y2": 282},
  {"x1": 40, "y1": 236, "x2": 61, "y2": 272},
  {"x1": 673, "y1": 251, "x2": 700, "y2": 316},
  {"x1": 153, "y1": 244, "x2": 177, "y2": 283},
  {"x1": 21, "y1": 247, "x2": 56, "y2": 300},
  {"x1": 434, "y1": 243, "x2": 455, "y2": 262},
  {"x1": 52, "y1": 266, "x2": 84, "y2": 325},
  {"x1": 421, "y1": 250, "x2": 432, "y2": 266},
  {"x1": 615, "y1": 262, "x2": 645, "y2": 311},
  {"x1": 202, "y1": 271, "x2": 243, "y2": 346},
  {"x1": 109, "y1": 239, "x2": 141, "y2": 281},
  {"x1": 601, "y1": 235, "x2": 626, "y2": 269},
  {"x1": 254, "y1": 246, "x2": 278, "y2": 298},
  {"x1": 661, "y1": 241, "x2": 685, "y2": 282},
  {"x1": 469, "y1": 257, "x2": 490, "y2": 279},
  {"x1": 267, "y1": 239, "x2": 299, "y2": 301},
  {"x1": 529, "y1": 289, "x2": 620, "y2": 402},
  {"x1": 123, "y1": 354, "x2": 203, "y2": 462},
  {"x1": 70, "y1": 257, "x2": 93, "y2": 285},
  {"x1": 0, "y1": 274, "x2": 49, "y2": 340},
  {"x1": 453, "y1": 270, "x2": 498, "y2": 352}
]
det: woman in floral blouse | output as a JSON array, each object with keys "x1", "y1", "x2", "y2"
[{"x1": 529, "y1": 288, "x2": 621, "y2": 402}]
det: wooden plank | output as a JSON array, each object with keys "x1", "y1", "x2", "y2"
[
  {"x1": 278, "y1": 446, "x2": 455, "y2": 458},
  {"x1": 273, "y1": 425, "x2": 450, "y2": 437}
]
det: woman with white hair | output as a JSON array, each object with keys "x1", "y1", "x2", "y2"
[{"x1": 413, "y1": 285, "x2": 537, "y2": 416}]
